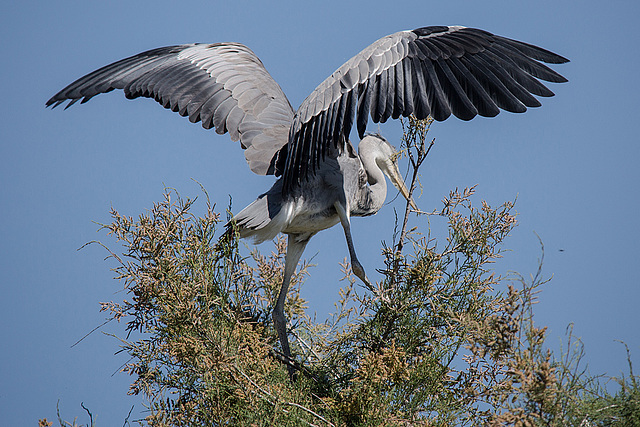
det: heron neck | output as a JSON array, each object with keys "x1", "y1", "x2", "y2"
[{"x1": 358, "y1": 144, "x2": 387, "y2": 213}]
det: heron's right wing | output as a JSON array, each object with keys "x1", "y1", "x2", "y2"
[{"x1": 47, "y1": 43, "x2": 294, "y2": 175}]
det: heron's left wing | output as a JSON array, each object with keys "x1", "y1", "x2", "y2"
[
  {"x1": 47, "y1": 43, "x2": 294, "y2": 175},
  {"x1": 280, "y1": 26, "x2": 569, "y2": 193}
]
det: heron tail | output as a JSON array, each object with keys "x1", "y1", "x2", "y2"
[{"x1": 225, "y1": 180, "x2": 291, "y2": 244}]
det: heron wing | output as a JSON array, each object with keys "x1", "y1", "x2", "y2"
[
  {"x1": 46, "y1": 43, "x2": 294, "y2": 175},
  {"x1": 280, "y1": 26, "x2": 569, "y2": 193}
]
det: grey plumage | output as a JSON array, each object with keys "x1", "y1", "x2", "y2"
[
  {"x1": 47, "y1": 25, "x2": 568, "y2": 369},
  {"x1": 283, "y1": 26, "x2": 568, "y2": 193},
  {"x1": 48, "y1": 42, "x2": 293, "y2": 176}
]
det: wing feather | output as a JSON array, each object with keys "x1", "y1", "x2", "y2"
[
  {"x1": 47, "y1": 43, "x2": 295, "y2": 175},
  {"x1": 392, "y1": 58, "x2": 405, "y2": 119},
  {"x1": 281, "y1": 26, "x2": 568, "y2": 193},
  {"x1": 47, "y1": 26, "x2": 567, "y2": 193}
]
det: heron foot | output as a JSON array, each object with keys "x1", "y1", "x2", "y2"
[{"x1": 352, "y1": 260, "x2": 371, "y2": 287}]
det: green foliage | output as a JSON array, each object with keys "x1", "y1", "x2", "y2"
[
  {"x1": 558, "y1": 342, "x2": 640, "y2": 426},
  {"x1": 96, "y1": 193, "x2": 320, "y2": 425},
  {"x1": 54, "y1": 118, "x2": 639, "y2": 426}
]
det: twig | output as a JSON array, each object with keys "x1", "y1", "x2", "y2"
[
  {"x1": 289, "y1": 327, "x2": 322, "y2": 362},
  {"x1": 70, "y1": 318, "x2": 113, "y2": 348},
  {"x1": 122, "y1": 405, "x2": 134, "y2": 427},
  {"x1": 283, "y1": 401, "x2": 335, "y2": 427},
  {"x1": 396, "y1": 116, "x2": 435, "y2": 254},
  {"x1": 233, "y1": 363, "x2": 276, "y2": 400},
  {"x1": 388, "y1": 116, "x2": 435, "y2": 294},
  {"x1": 80, "y1": 403, "x2": 94, "y2": 427},
  {"x1": 578, "y1": 404, "x2": 619, "y2": 427}
]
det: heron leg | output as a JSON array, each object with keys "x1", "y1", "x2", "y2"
[
  {"x1": 273, "y1": 234, "x2": 309, "y2": 365},
  {"x1": 334, "y1": 202, "x2": 371, "y2": 286}
]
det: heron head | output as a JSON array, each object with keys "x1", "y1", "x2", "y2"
[{"x1": 361, "y1": 134, "x2": 418, "y2": 211}]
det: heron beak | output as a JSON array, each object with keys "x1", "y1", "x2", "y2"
[{"x1": 388, "y1": 162, "x2": 418, "y2": 211}]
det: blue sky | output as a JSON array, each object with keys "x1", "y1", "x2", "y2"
[{"x1": 2, "y1": 0, "x2": 639, "y2": 425}]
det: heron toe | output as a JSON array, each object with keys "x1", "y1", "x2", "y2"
[{"x1": 352, "y1": 261, "x2": 371, "y2": 286}]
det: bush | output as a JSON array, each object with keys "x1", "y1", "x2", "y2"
[{"x1": 51, "y1": 118, "x2": 639, "y2": 426}]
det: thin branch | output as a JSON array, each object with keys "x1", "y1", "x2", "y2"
[
  {"x1": 70, "y1": 318, "x2": 113, "y2": 348},
  {"x1": 233, "y1": 364, "x2": 334, "y2": 426},
  {"x1": 80, "y1": 403, "x2": 94, "y2": 427},
  {"x1": 122, "y1": 405, "x2": 135, "y2": 427},
  {"x1": 396, "y1": 116, "x2": 435, "y2": 253},
  {"x1": 283, "y1": 401, "x2": 335, "y2": 427},
  {"x1": 289, "y1": 326, "x2": 322, "y2": 362}
]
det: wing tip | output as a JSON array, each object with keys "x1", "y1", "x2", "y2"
[{"x1": 45, "y1": 97, "x2": 62, "y2": 109}]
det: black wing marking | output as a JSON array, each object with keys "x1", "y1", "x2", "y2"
[{"x1": 280, "y1": 26, "x2": 568, "y2": 193}]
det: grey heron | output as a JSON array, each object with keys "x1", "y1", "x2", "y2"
[{"x1": 47, "y1": 26, "x2": 568, "y2": 366}]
